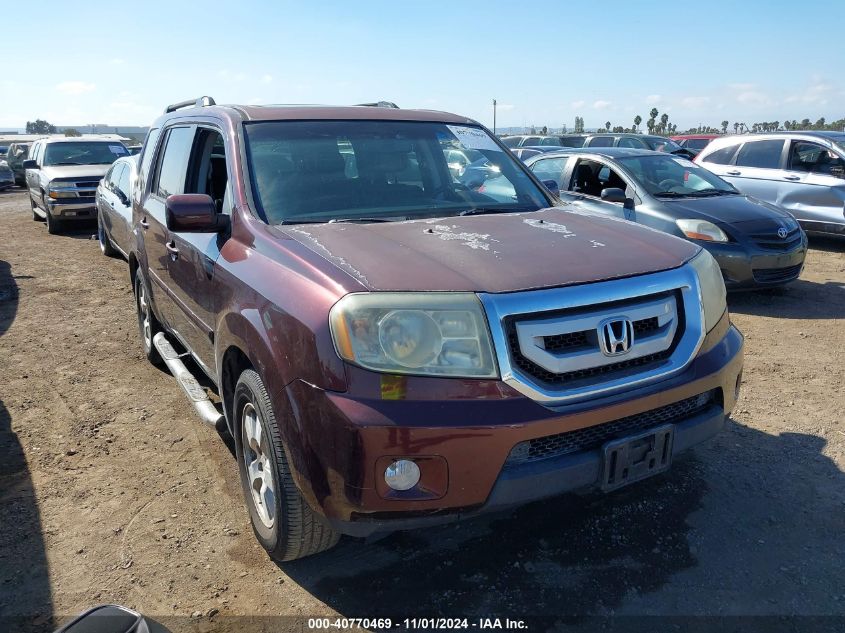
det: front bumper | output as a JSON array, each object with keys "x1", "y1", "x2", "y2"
[
  {"x1": 278, "y1": 314, "x2": 744, "y2": 537},
  {"x1": 46, "y1": 199, "x2": 97, "y2": 220},
  {"x1": 703, "y1": 236, "x2": 808, "y2": 289}
]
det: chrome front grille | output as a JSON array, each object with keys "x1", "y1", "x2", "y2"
[
  {"x1": 505, "y1": 293, "x2": 679, "y2": 386},
  {"x1": 479, "y1": 266, "x2": 706, "y2": 406}
]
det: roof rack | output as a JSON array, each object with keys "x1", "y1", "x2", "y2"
[
  {"x1": 164, "y1": 96, "x2": 216, "y2": 113},
  {"x1": 356, "y1": 101, "x2": 400, "y2": 109}
]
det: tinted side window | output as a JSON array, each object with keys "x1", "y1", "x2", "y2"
[
  {"x1": 559, "y1": 136, "x2": 586, "y2": 148},
  {"x1": 501, "y1": 137, "x2": 520, "y2": 148},
  {"x1": 586, "y1": 136, "x2": 614, "y2": 147},
  {"x1": 618, "y1": 136, "x2": 647, "y2": 149},
  {"x1": 701, "y1": 144, "x2": 740, "y2": 165},
  {"x1": 154, "y1": 127, "x2": 194, "y2": 198},
  {"x1": 735, "y1": 140, "x2": 784, "y2": 169},
  {"x1": 522, "y1": 137, "x2": 540, "y2": 146},
  {"x1": 686, "y1": 138, "x2": 710, "y2": 150}
]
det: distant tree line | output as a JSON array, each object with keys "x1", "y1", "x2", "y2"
[{"x1": 521, "y1": 111, "x2": 845, "y2": 137}]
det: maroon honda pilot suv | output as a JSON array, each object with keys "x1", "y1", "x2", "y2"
[{"x1": 129, "y1": 97, "x2": 744, "y2": 560}]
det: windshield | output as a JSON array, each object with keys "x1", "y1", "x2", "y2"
[
  {"x1": 646, "y1": 137, "x2": 683, "y2": 153},
  {"x1": 244, "y1": 120, "x2": 549, "y2": 224},
  {"x1": 43, "y1": 142, "x2": 128, "y2": 166},
  {"x1": 618, "y1": 154, "x2": 738, "y2": 197}
]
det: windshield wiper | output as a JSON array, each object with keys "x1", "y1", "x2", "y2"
[
  {"x1": 652, "y1": 191, "x2": 687, "y2": 197},
  {"x1": 51, "y1": 162, "x2": 81, "y2": 166},
  {"x1": 687, "y1": 190, "x2": 733, "y2": 197}
]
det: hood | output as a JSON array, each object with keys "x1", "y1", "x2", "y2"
[
  {"x1": 281, "y1": 207, "x2": 698, "y2": 293},
  {"x1": 657, "y1": 193, "x2": 794, "y2": 228},
  {"x1": 41, "y1": 164, "x2": 111, "y2": 181}
]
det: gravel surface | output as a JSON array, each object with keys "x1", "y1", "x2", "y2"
[{"x1": 0, "y1": 189, "x2": 843, "y2": 632}]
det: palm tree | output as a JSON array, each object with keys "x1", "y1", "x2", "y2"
[
  {"x1": 605, "y1": 121, "x2": 611, "y2": 131},
  {"x1": 733, "y1": 122, "x2": 739, "y2": 134},
  {"x1": 721, "y1": 120, "x2": 729, "y2": 134},
  {"x1": 659, "y1": 113, "x2": 669, "y2": 135},
  {"x1": 633, "y1": 115, "x2": 642, "y2": 132}
]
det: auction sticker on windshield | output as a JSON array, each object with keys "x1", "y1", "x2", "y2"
[{"x1": 447, "y1": 125, "x2": 502, "y2": 152}]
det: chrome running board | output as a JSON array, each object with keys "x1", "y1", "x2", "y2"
[{"x1": 153, "y1": 332, "x2": 223, "y2": 428}]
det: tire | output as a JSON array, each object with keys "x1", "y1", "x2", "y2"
[
  {"x1": 45, "y1": 209, "x2": 63, "y2": 235},
  {"x1": 97, "y1": 210, "x2": 119, "y2": 257},
  {"x1": 133, "y1": 267, "x2": 162, "y2": 365},
  {"x1": 234, "y1": 369, "x2": 340, "y2": 561}
]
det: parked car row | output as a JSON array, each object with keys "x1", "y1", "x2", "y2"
[
  {"x1": 501, "y1": 133, "x2": 697, "y2": 158},
  {"x1": 47, "y1": 97, "x2": 746, "y2": 562}
]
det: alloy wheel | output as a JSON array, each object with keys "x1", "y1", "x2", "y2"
[{"x1": 241, "y1": 402, "x2": 276, "y2": 530}]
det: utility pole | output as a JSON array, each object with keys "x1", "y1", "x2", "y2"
[{"x1": 492, "y1": 99, "x2": 497, "y2": 135}]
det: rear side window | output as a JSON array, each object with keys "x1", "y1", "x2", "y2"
[
  {"x1": 701, "y1": 143, "x2": 740, "y2": 165},
  {"x1": 735, "y1": 140, "x2": 784, "y2": 169},
  {"x1": 154, "y1": 127, "x2": 194, "y2": 198},
  {"x1": 530, "y1": 157, "x2": 569, "y2": 187},
  {"x1": 586, "y1": 136, "x2": 614, "y2": 148},
  {"x1": 501, "y1": 137, "x2": 521, "y2": 148}
]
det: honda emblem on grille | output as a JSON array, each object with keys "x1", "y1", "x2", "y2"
[
  {"x1": 598, "y1": 318, "x2": 634, "y2": 356},
  {"x1": 777, "y1": 227, "x2": 788, "y2": 239}
]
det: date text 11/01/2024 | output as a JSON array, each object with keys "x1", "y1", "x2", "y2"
[{"x1": 307, "y1": 618, "x2": 529, "y2": 630}]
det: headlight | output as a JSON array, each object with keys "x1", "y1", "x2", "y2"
[
  {"x1": 689, "y1": 249, "x2": 727, "y2": 332},
  {"x1": 329, "y1": 292, "x2": 498, "y2": 378},
  {"x1": 675, "y1": 219, "x2": 729, "y2": 242}
]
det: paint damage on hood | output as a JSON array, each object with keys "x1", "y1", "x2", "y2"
[{"x1": 282, "y1": 206, "x2": 699, "y2": 293}]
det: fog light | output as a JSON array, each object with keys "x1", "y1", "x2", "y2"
[{"x1": 384, "y1": 459, "x2": 420, "y2": 491}]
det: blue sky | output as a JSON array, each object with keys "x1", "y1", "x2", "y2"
[{"x1": 2, "y1": 0, "x2": 843, "y2": 131}]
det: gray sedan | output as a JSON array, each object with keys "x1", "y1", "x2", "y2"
[
  {"x1": 95, "y1": 155, "x2": 137, "y2": 258},
  {"x1": 525, "y1": 148, "x2": 808, "y2": 289},
  {"x1": 696, "y1": 131, "x2": 845, "y2": 236}
]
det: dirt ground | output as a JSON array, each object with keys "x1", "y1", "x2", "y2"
[{"x1": 1, "y1": 188, "x2": 843, "y2": 632}]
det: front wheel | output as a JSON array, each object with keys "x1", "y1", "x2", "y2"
[
  {"x1": 133, "y1": 268, "x2": 162, "y2": 365},
  {"x1": 45, "y1": 209, "x2": 63, "y2": 235},
  {"x1": 97, "y1": 210, "x2": 119, "y2": 257},
  {"x1": 234, "y1": 369, "x2": 340, "y2": 561}
]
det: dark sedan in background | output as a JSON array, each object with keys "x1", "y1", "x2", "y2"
[{"x1": 525, "y1": 148, "x2": 807, "y2": 289}]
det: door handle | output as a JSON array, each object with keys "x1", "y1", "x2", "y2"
[
  {"x1": 726, "y1": 170, "x2": 741, "y2": 176},
  {"x1": 139, "y1": 217, "x2": 149, "y2": 229},
  {"x1": 166, "y1": 240, "x2": 179, "y2": 260},
  {"x1": 783, "y1": 175, "x2": 800, "y2": 181}
]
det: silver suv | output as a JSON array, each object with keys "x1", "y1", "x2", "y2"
[
  {"x1": 696, "y1": 131, "x2": 845, "y2": 235},
  {"x1": 24, "y1": 137, "x2": 130, "y2": 234}
]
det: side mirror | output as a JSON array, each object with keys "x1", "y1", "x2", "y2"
[
  {"x1": 23, "y1": 159, "x2": 37, "y2": 169},
  {"x1": 165, "y1": 194, "x2": 228, "y2": 232},
  {"x1": 600, "y1": 187, "x2": 627, "y2": 204},
  {"x1": 541, "y1": 179, "x2": 560, "y2": 197},
  {"x1": 54, "y1": 604, "x2": 149, "y2": 633}
]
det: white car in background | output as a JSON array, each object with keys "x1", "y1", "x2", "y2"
[{"x1": 696, "y1": 131, "x2": 845, "y2": 236}]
